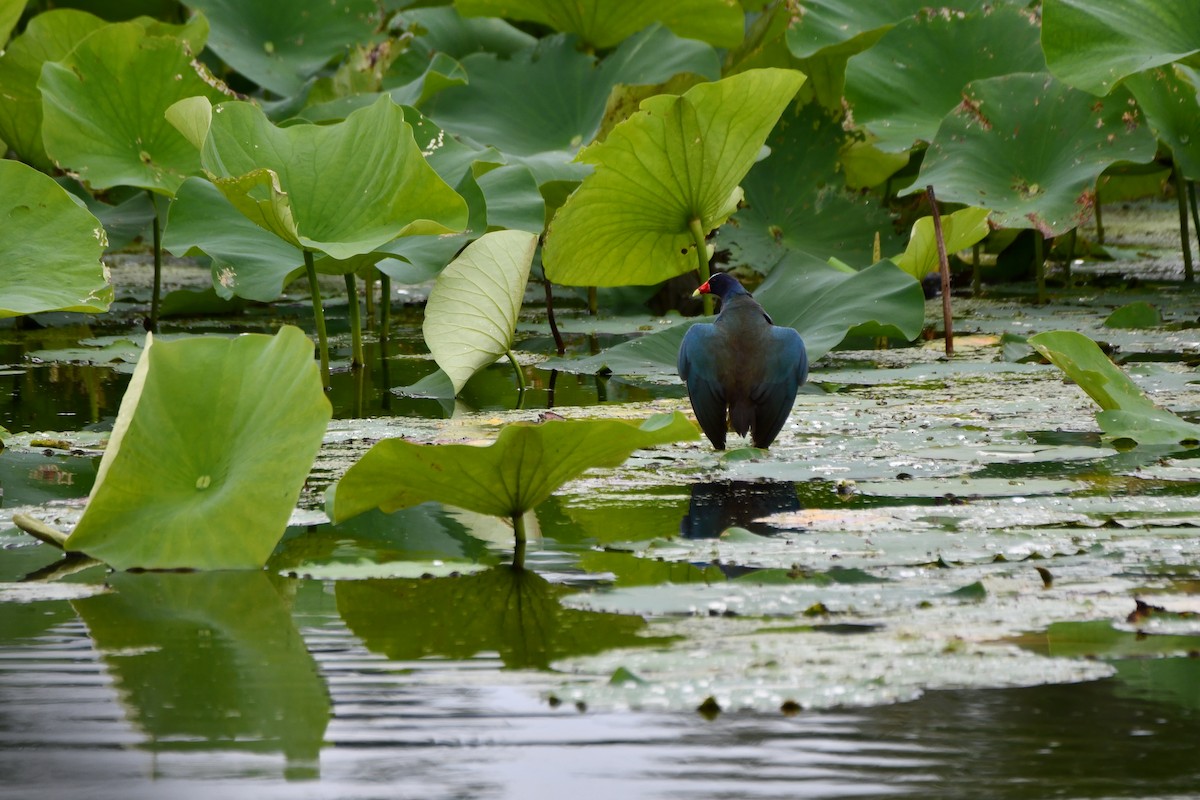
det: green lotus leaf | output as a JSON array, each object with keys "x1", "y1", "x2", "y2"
[
  {"x1": 328, "y1": 412, "x2": 699, "y2": 523},
  {"x1": 423, "y1": 26, "x2": 720, "y2": 183},
  {"x1": 542, "y1": 257, "x2": 924, "y2": 379},
  {"x1": 65, "y1": 326, "x2": 332, "y2": 570},
  {"x1": 0, "y1": 10, "x2": 107, "y2": 171},
  {"x1": 892, "y1": 207, "x2": 991, "y2": 280},
  {"x1": 1125, "y1": 65, "x2": 1200, "y2": 179},
  {"x1": 185, "y1": 0, "x2": 377, "y2": 97},
  {"x1": 396, "y1": 6, "x2": 536, "y2": 60},
  {"x1": 1026, "y1": 330, "x2": 1158, "y2": 412},
  {"x1": 1042, "y1": 0, "x2": 1200, "y2": 95},
  {"x1": 169, "y1": 94, "x2": 468, "y2": 259},
  {"x1": 0, "y1": 159, "x2": 112, "y2": 318},
  {"x1": 1104, "y1": 301, "x2": 1161, "y2": 329},
  {"x1": 74, "y1": 571, "x2": 329, "y2": 762},
  {"x1": 0, "y1": 0, "x2": 20, "y2": 45},
  {"x1": 543, "y1": 68, "x2": 806, "y2": 287},
  {"x1": 844, "y1": 5, "x2": 1045, "y2": 153},
  {"x1": 908, "y1": 73, "x2": 1157, "y2": 236},
  {"x1": 423, "y1": 230, "x2": 539, "y2": 394},
  {"x1": 1028, "y1": 330, "x2": 1200, "y2": 445},
  {"x1": 338, "y1": 566, "x2": 671, "y2": 670},
  {"x1": 475, "y1": 164, "x2": 546, "y2": 233},
  {"x1": 785, "y1": 0, "x2": 987, "y2": 58},
  {"x1": 38, "y1": 21, "x2": 231, "y2": 195},
  {"x1": 456, "y1": 0, "x2": 743, "y2": 49},
  {"x1": 163, "y1": 176, "x2": 302, "y2": 301},
  {"x1": 724, "y1": 103, "x2": 900, "y2": 273}
]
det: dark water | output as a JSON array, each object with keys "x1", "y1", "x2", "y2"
[{"x1": 2, "y1": 575, "x2": 1199, "y2": 800}]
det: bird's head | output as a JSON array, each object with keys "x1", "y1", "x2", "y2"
[{"x1": 692, "y1": 272, "x2": 749, "y2": 301}]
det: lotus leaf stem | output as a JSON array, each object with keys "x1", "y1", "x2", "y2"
[
  {"x1": 507, "y1": 348, "x2": 526, "y2": 394},
  {"x1": 1064, "y1": 227, "x2": 1076, "y2": 285},
  {"x1": 544, "y1": 274, "x2": 565, "y2": 355},
  {"x1": 344, "y1": 273, "x2": 364, "y2": 368},
  {"x1": 1173, "y1": 165, "x2": 1194, "y2": 282},
  {"x1": 971, "y1": 243, "x2": 981, "y2": 297},
  {"x1": 1095, "y1": 199, "x2": 1104, "y2": 244},
  {"x1": 512, "y1": 512, "x2": 528, "y2": 570},
  {"x1": 1189, "y1": 182, "x2": 1200, "y2": 257},
  {"x1": 1034, "y1": 231, "x2": 1045, "y2": 305},
  {"x1": 925, "y1": 185, "x2": 953, "y2": 357},
  {"x1": 304, "y1": 250, "x2": 330, "y2": 388},
  {"x1": 688, "y1": 217, "x2": 714, "y2": 316},
  {"x1": 149, "y1": 192, "x2": 162, "y2": 333},
  {"x1": 380, "y1": 273, "x2": 392, "y2": 338}
]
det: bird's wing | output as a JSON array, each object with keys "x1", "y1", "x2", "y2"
[
  {"x1": 679, "y1": 324, "x2": 728, "y2": 448},
  {"x1": 749, "y1": 327, "x2": 808, "y2": 448}
]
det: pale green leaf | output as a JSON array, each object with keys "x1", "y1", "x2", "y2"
[
  {"x1": 65, "y1": 326, "x2": 332, "y2": 570},
  {"x1": 423, "y1": 230, "x2": 539, "y2": 394},
  {"x1": 543, "y1": 68, "x2": 806, "y2": 286},
  {"x1": 893, "y1": 207, "x2": 991, "y2": 280},
  {"x1": 0, "y1": 160, "x2": 112, "y2": 318},
  {"x1": 39, "y1": 21, "x2": 232, "y2": 195},
  {"x1": 328, "y1": 412, "x2": 699, "y2": 523}
]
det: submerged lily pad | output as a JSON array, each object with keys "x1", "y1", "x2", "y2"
[{"x1": 65, "y1": 326, "x2": 332, "y2": 570}]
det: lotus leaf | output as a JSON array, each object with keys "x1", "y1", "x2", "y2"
[
  {"x1": 39, "y1": 20, "x2": 231, "y2": 195},
  {"x1": 1028, "y1": 330, "x2": 1200, "y2": 445},
  {"x1": 0, "y1": 9, "x2": 106, "y2": 171},
  {"x1": 65, "y1": 326, "x2": 332, "y2": 570},
  {"x1": 893, "y1": 207, "x2": 991, "y2": 280},
  {"x1": 423, "y1": 230, "x2": 539, "y2": 394},
  {"x1": 455, "y1": 0, "x2": 743, "y2": 49},
  {"x1": 328, "y1": 412, "x2": 698, "y2": 524},
  {"x1": 185, "y1": 0, "x2": 377, "y2": 97},
  {"x1": 909, "y1": 73, "x2": 1157, "y2": 236},
  {"x1": 423, "y1": 27, "x2": 721, "y2": 183},
  {"x1": 725, "y1": 104, "x2": 901, "y2": 272},
  {"x1": 1124, "y1": 65, "x2": 1200, "y2": 179},
  {"x1": 0, "y1": 160, "x2": 112, "y2": 318},
  {"x1": 785, "y1": 0, "x2": 988, "y2": 58},
  {"x1": 1042, "y1": 0, "x2": 1200, "y2": 95},
  {"x1": 167, "y1": 94, "x2": 468, "y2": 259},
  {"x1": 844, "y1": 5, "x2": 1045, "y2": 152},
  {"x1": 543, "y1": 68, "x2": 806, "y2": 287}
]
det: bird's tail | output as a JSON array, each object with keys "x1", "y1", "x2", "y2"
[{"x1": 729, "y1": 400, "x2": 754, "y2": 438}]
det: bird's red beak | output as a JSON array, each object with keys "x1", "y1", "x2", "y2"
[{"x1": 691, "y1": 280, "x2": 712, "y2": 298}]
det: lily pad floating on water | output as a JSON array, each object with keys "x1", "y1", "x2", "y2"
[
  {"x1": 1103, "y1": 301, "x2": 1161, "y2": 329},
  {"x1": 63, "y1": 325, "x2": 332, "y2": 570},
  {"x1": 1028, "y1": 330, "x2": 1200, "y2": 446}
]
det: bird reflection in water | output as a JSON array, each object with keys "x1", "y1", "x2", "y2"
[{"x1": 680, "y1": 479, "x2": 800, "y2": 539}]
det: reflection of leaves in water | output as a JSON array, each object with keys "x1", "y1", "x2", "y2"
[
  {"x1": 73, "y1": 572, "x2": 329, "y2": 766},
  {"x1": 338, "y1": 566, "x2": 674, "y2": 670}
]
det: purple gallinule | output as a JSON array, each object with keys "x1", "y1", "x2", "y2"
[{"x1": 677, "y1": 273, "x2": 808, "y2": 449}]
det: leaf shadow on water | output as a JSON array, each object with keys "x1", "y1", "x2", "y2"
[
  {"x1": 336, "y1": 565, "x2": 677, "y2": 670},
  {"x1": 71, "y1": 571, "x2": 330, "y2": 776}
]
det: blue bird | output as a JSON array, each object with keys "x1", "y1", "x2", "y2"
[{"x1": 677, "y1": 273, "x2": 808, "y2": 450}]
